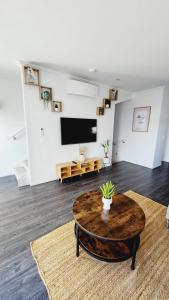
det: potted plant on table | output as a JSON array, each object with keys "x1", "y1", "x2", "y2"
[{"x1": 100, "y1": 181, "x2": 117, "y2": 210}]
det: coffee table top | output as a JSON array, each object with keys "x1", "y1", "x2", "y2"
[{"x1": 73, "y1": 191, "x2": 145, "y2": 241}]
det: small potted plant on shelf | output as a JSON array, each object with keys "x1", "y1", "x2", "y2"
[{"x1": 100, "y1": 181, "x2": 117, "y2": 210}]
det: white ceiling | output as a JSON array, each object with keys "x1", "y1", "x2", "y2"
[{"x1": 1, "y1": 0, "x2": 169, "y2": 90}]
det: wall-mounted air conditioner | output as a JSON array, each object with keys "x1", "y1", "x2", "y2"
[{"x1": 67, "y1": 79, "x2": 98, "y2": 98}]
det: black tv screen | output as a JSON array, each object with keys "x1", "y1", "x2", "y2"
[{"x1": 61, "y1": 117, "x2": 97, "y2": 145}]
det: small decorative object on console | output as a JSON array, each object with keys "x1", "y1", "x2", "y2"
[
  {"x1": 166, "y1": 205, "x2": 169, "y2": 228},
  {"x1": 79, "y1": 146, "x2": 86, "y2": 163},
  {"x1": 100, "y1": 181, "x2": 117, "y2": 210}
]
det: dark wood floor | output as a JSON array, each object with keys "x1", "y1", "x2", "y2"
[{"x1": 0, "y1": 161, "x2": 169, "y2": 300}]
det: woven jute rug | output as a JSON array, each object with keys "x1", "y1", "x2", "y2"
[{"x1": 30, "y1": 191, "x2": 169, "y2": 300}]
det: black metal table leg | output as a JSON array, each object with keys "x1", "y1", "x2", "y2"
[
  {"x1": 75, "y1": 224, "x2": 80, "y2": 257},
  {"x1": 131, "y1": 235, "x2": 140, "y2": 270}
]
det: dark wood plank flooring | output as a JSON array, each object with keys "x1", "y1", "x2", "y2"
[{"x1": 0, "y1": 161, "x2": 169, "y2": 300}]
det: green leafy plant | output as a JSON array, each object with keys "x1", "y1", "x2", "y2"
[
  {"x1": 41, "y1": 90, "x2": 51, "y2": 108},
  {"x1": 100, "y1": 181, "x2": 117, "y2": 199},
  {"x1": 101, "y1": 139, "x2": 110, "y2": 149}
]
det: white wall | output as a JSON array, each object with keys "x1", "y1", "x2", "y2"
[
  {"x1": 0, "y1": 75, "x2": 26, "y2": 177},
  {"x1": 112, "y1": 87, "x2": 167, "y2": 168},
  {"x1": 21, "y1": 66, "x2": 131, "y2": 185}
]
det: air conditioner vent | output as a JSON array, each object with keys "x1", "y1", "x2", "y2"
[{"x1": 67, "y1": 79, "x2": 98, "y2": 98}]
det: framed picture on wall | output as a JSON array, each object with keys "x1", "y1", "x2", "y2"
[
  {"x1": 103, "y1": 98, "x2": 111, "y2": 108},
  {"x1": 132, "y1": 106, "x2": 151, "y2": 132},
  {"x1": 51, "y1": 101, "x2": 62, "y2": 112},
  {"x1": 40, "y1": 86, "x2": 52, "y2": 101},
  {"x1": 109, "y1": 89, "x2": 118, "y2": 101},
  {"x1": 24, "y1": 66, "x2": 40, "y2": 86},
  {"x1": 96, "y1": 107, "x2": 104, "y2": 116}
]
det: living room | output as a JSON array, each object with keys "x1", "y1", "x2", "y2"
[{"x1": 1, "y1": 1, "x2": 169, "y2": 299}]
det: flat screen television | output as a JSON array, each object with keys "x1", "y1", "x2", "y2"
[{"x1": 61, "y1": 117, "x2": 97, "y2": 145}]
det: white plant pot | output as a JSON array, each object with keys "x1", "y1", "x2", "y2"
[
  {"x1": 103, "y1": 157, "x2": 110, "y2": 164},
  {"x1": 79, "y1": 154, "x2": 85, "y2": 163},
  {"x1": 102, "y1": 197, "x2": 112, "y2": 210}
]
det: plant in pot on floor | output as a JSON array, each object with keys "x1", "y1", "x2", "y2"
[
  {"x1": 101, "y1": 140, "x2": 110, "y2": 166},
  {"x1": 100, "y1": 181, "x2": 117, "y2": 210}
]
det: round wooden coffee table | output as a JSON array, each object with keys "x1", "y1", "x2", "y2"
[{"x1": 73, "y1": 191, "x2": 145, "y2": 270}]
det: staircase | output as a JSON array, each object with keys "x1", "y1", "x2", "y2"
[{"x1": 13, "y1": 160, "x2": 30, "y2": 187}]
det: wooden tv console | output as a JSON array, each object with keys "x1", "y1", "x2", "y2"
[{"x1": 56, "y1": 158, "x2": 102, "y2": 182}]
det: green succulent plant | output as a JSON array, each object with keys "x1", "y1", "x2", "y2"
[{"x1": 100, "y1": 181, "x2": 117, "y2": 199}]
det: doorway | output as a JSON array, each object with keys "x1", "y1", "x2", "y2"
[{"x1": 112, "y1": 102, "x2": 127, "y2": 163}]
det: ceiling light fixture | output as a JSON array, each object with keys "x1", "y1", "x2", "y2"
[{"x1": 89, "y1": 68, "x2": 97, "y2": 73}]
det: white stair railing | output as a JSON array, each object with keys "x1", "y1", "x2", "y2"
[{"x1": 8, "y1": 128, "x2": 25, "y2": 141}]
